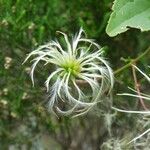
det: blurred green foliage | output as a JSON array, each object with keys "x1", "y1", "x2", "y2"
[{"x1": 0, "y1": 0, "x2": 150, "y2": 149}]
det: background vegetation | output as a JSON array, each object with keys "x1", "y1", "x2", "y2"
[{"x1": 0, "y1": 0, "x2": 150, "y2": 149}]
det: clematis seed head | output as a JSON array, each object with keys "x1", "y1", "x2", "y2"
[{"x1": 23, "y1": 28, "x2": 114, "y2": 117}]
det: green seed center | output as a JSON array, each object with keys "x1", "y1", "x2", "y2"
[{"x1": 61, "y1": 58, "x2": 81, "y2": 77}]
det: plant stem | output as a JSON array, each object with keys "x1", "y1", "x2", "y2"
[
  {"x1": 114, "y1": 47, "x2": 150, "y2": 76},
  {"x1": 131, "y1": 64, "x2": 148, "y2": 110}
]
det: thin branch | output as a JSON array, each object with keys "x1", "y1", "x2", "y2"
[
  {"x1": 131, "y1": 64, "x2": 148, "y2": 110},
  {"x1": 114, "y1": 47, "x2": 150, "y2": 76}
]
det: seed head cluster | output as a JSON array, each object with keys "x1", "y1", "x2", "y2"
[{"x1": 24, "y1": 28, "x2": 114, "y2": 116}]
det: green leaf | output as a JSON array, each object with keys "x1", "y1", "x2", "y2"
[{"x1": 106, "y1": 0, "x2": 150, "y2": 37}]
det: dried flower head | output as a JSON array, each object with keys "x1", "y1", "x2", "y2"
[{"x1": 23, "y1": 28, "x2": 114, "y2": 116}]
